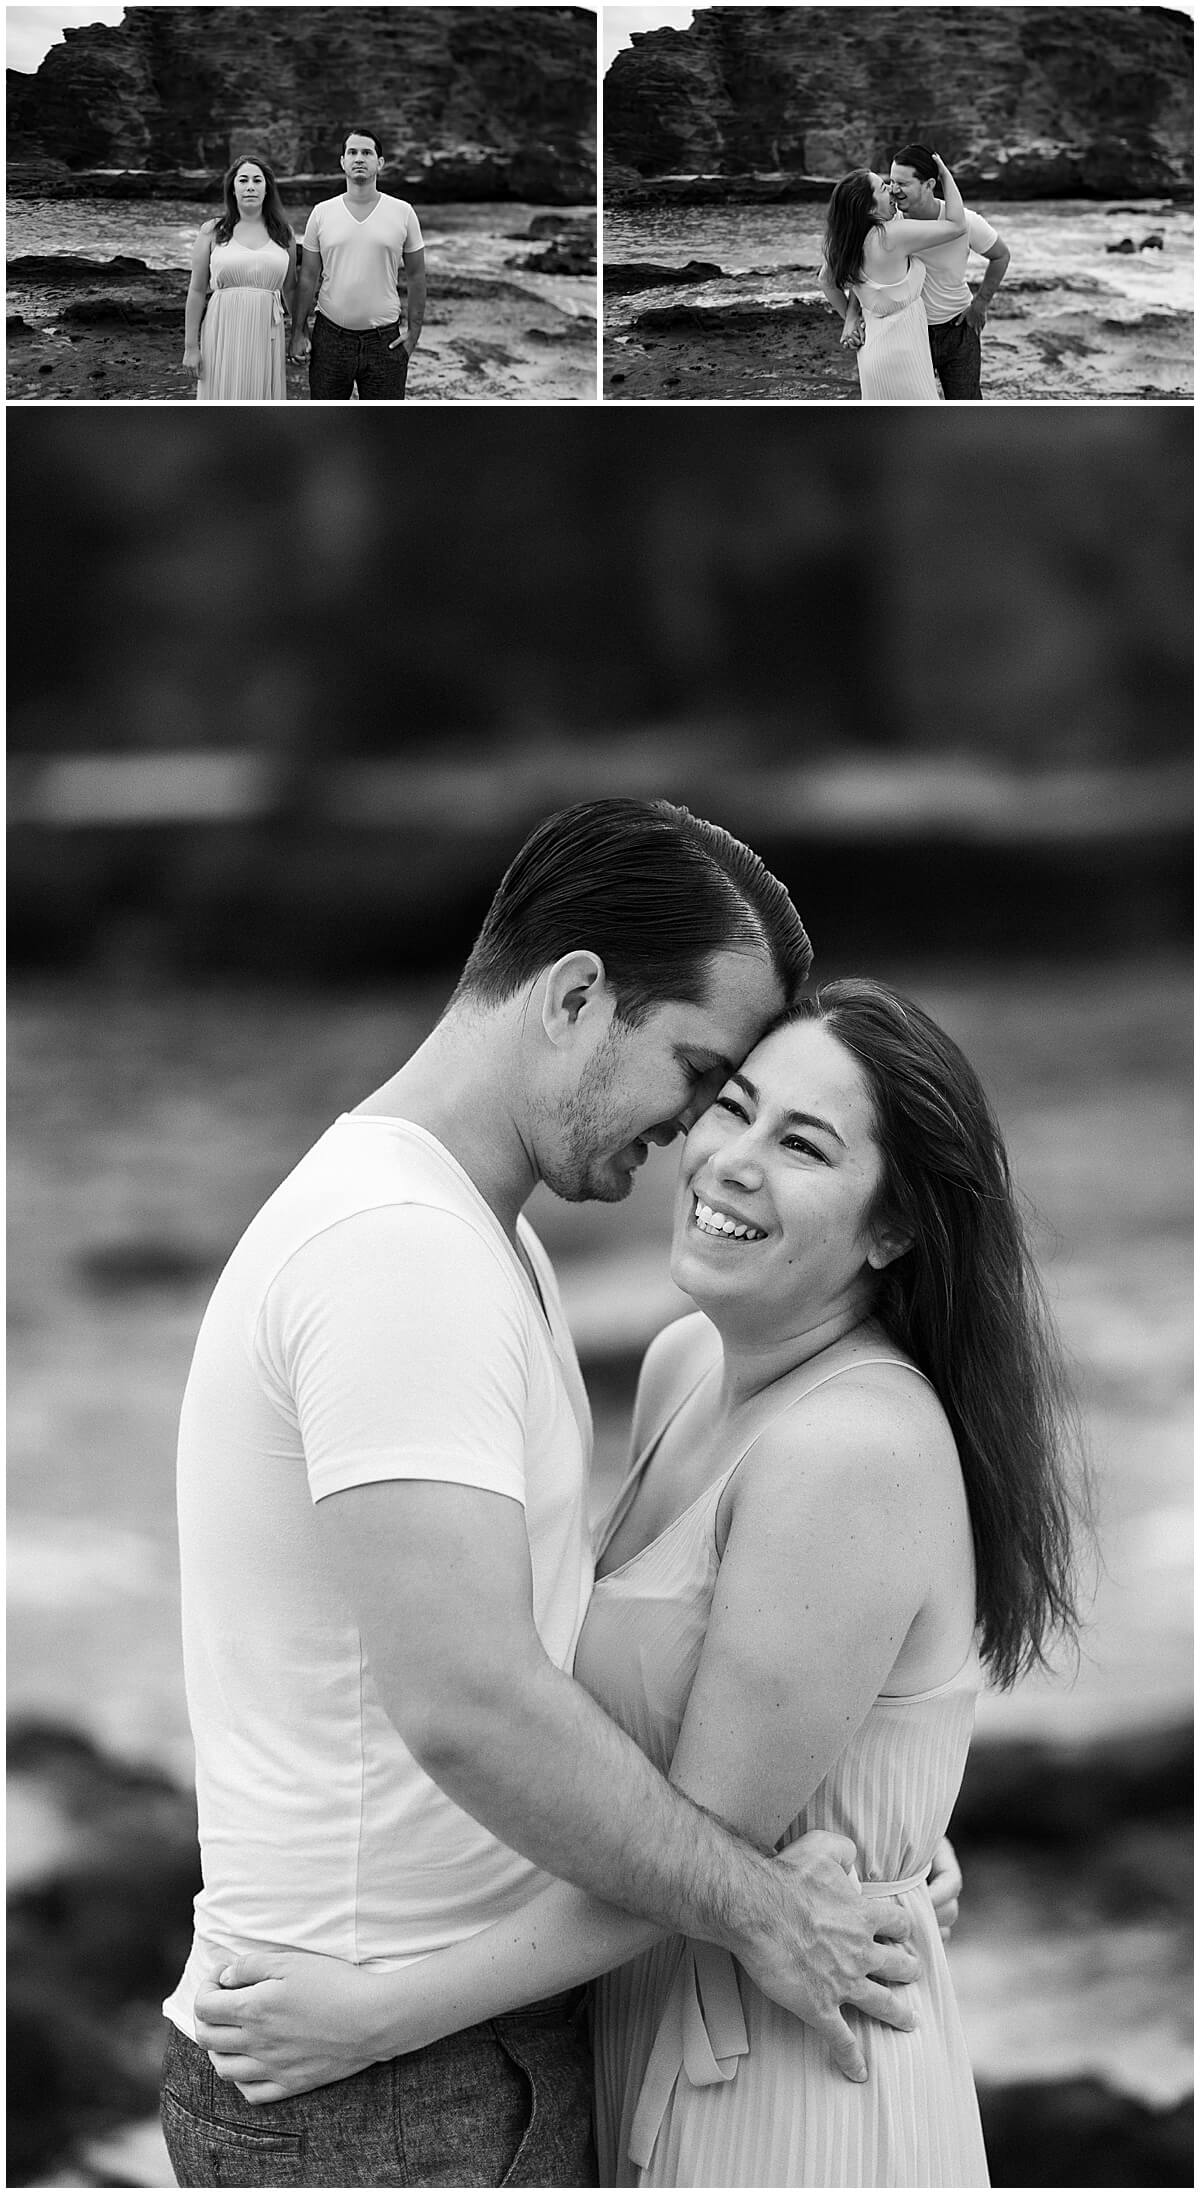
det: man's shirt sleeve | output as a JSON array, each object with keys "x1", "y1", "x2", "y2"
[
  {"x1": 966, "y1": 210, "x2": 999, "y2": 257},
  {"x1": 257, "y1": 1204, "x2": 530, "y2": 1506}
]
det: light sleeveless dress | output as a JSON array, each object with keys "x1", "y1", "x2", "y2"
[
  {"x1": 850, "y1": 258, "x2": 940, "y2": 403},
  {"x1": 579, "y1": 1355, "x2": 990, "y2": 2188},
  {"x1": 198, "y1": 238, "x2": 289, "y2": 403}
]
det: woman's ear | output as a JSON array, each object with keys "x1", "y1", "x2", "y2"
[{"x1": 866, "y1": 1222, "x2": 913, "y2": 1271}]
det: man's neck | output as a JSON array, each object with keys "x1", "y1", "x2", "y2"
[
  {"x1": 352, "y1": 1012, "x2": 536, "y2": 1241},
  {"x1": 908, "y1": 197, "x2": 941, "y2": 220},
  {"x1": 344, "y1": 183, "x2": 381, "y2": 210}
]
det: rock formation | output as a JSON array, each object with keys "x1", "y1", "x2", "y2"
[
  {"x1": 7, "y1": 6, "x2": 596, "y2": 202},
  {"x1": 606, "y1": 6, "x2": 1193, "y2": 199}
]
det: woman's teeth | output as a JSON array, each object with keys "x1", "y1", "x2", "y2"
[{"x1": 694, "y1": 1200, "x2": 765, "y2": 1241}]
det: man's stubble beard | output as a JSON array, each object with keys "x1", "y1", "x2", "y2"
[{"x1": 537, "y1": 1031, "x2": 635, "y2": 1207}]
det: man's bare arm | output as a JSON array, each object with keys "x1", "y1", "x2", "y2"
[
  {"x1": 962, "y1": 234, "x2": 1010, "y2": 330},
  {"x1": 289, "y1": 248, "x2": 320, "y2": 357},
  {"x1": 392, "y1": 246, "x2": 425, "y2": 353},
  {"x1": 316, "y1": 1477, "x2": 915, "y2": 2081}
]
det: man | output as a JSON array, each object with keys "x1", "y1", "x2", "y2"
[
  {"x1": 888, "y1": 143, "x2": 1011, "y2": 400},
  {"x1": 160, "y1": 800, "x2": 924, "y2": 2188},
  {"x1": 289, "y1": 128, "x2": 426, "y2": 401}
]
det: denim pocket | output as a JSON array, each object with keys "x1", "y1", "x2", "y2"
[
  {"x1": 491, "y1": 2015, "x2": 596, "y2": 2188},
  {"x1": 161, "y1": 2085, "x2": 307, "y2": 2187}
]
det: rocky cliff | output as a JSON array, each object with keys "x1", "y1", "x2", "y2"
[
  {"x1": 7, "y1": 6, "x2": 596, "y2": 202},
  {"x1": 606, "y1": 6, "x2": 1193, "y2": 199}
]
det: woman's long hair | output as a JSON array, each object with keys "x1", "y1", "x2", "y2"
[
  {"x1": 788, "y1": 979, "x2": 1091, "y2": 1689},
  {"x1": 823, "y1": 170, "x2": 880, "y2": 290},
  {"x1": 211, "y1": 155, "x2": 292, "y2": 250}
]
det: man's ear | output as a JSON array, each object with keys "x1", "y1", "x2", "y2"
[{"x1": 540, "y1": 952, "x2": 609, "y2": 1045}]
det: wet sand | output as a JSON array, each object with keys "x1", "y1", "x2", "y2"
[
  {"x1": 604, "y1": 288, "x2": 1192, "y2": 402},
  {"x1": 7, "y1": 254, "x2": 597, "y2": 403}
]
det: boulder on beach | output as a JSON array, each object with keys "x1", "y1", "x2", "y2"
[
  {"x1": 508, "y1": 214, "x2": 596, "y2": 275},
  {"x1": 632, "y1": 299, "x2": 800, "y2": 335},
  {"x1": 605, "y1": 258, "x2": 725, "y2": 294},
  {"x1": 7, "y1": 253, "x2": 154, "y2": 283}
]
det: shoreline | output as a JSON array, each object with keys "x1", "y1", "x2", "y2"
[
  {"x1": 7, "y1": 220, "x2": 598, "y2": 402},
  {"x1": 604, "y1": 288, "x2": 1191, "y2": 403},
  {"x1": 606, "y1": 174, "x2": 1195, "y2": 210},
  {"x1": 7, "y1": 159, "x2": 596, "y2": 208}
]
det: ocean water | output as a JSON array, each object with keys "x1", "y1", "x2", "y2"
[
  {"x1": 603, "y1": 197, "x2": 1193, "y2": 331},
  {"x1": 7, "y1": 195, "x2": 597, "y2": 314}
]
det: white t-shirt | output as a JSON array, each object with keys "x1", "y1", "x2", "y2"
[
  {"x1": 302, "y1": 193, "x2": 424, "y2": 328},
  {"x1": 163, "y1": 1116, "x2": 593, "y2": 2040},
  {"x1": 916, "y1": 209, "x2": 999, "y2": 323}
]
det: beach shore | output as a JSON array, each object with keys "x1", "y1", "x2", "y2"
[
  {"x1": 604, "y1": 277, "x2": 1192, "y2": 403},
  {"x1": 7, "y1": 238, "x2": 597, "y2": 402}
]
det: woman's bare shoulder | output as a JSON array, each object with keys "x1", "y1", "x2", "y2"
[{"x1": 737, "y1": 1356, "x2": 957, "y2": 1525}]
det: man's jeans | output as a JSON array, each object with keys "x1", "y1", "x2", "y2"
[
  {"x1": 309, "y1": 314, "x2": 410, "y2": 401},
  {"x1": 928, "y1": 315, "x2": 983, "y2": 400},
  {"x1": 160, "y1": 1992, "x2": 596, "y2": 2187}
]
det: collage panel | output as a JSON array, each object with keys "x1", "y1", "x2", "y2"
[
  {"x1": 601, "y1": 3, "x2": 1193, "y2": 403},
  {"x1": 6, "y1": 3, "x2": 600, "y2": 403},
  {"x1": 3, "y1": 5, "x2": 1194, "y2": 2193},
  {"x1": 7, "y1": 402, "x2": 1193, "y2": 2189}
]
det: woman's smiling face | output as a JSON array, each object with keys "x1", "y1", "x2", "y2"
[{"x1": 671, "y1": 1018, "x2": 900, "y2": 1332}]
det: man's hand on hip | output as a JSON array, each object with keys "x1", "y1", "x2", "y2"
[
  {"x1": 389, "y1": 331, "x2": 416, "y2": 355},
  {"x1": 960, "y1": 294, "x2": 989, "y2": 331},
  {"x1": 735, "y1": 1830, "x2": 919, "y2": 2082}
]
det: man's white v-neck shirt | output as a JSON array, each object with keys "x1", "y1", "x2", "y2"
[
  {"x1": 302, "y1": 193, "x2": 424, "y2": 328},
  {"x1": 163, "y1": 1114, "x2": 593, "y2": 2039}
]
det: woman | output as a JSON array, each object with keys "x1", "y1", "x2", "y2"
[
  {"x1": 182, "y1": 156, "x2": 295, "y2": 402},
  {"x1": 194, "y1": 981, "x2": 1086, "y2": 2187},
  {"x1": 818, "y1": 154, "x2": 965, "y2": 400}
]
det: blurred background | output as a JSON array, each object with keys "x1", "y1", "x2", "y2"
[{"x1": 7, "y1": 408, "x2": 1192, "y2": 2186}]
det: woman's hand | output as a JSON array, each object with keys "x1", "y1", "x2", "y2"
[
  {"x1": 182, "y1": 343, "x2": 202, "y2": 377},
  {"x1": 193, "y1": 1949, "x2": 394, "y2": 2103},
  {"x1": 927, "y1": 1836, "x2": 963, "y2": 1941}
]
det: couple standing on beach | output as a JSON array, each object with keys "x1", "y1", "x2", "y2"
[
  {"x1": 182, "y1": 130, "x2": 425, "y2": 402},
  {"x1": 820, "y1": 145, "x2": 1011, "y2": 401}
]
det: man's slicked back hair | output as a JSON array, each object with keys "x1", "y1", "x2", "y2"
[
  {"x1": 893, "y1": 143, "x2": 942, "y2": 194},
  {"x1": 454, "y1": 799, "x2": 812, "y2": 1025}
]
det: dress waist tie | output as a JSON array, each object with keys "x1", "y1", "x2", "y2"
[{"x1": 626, "y1": 1865, "x2": 931, "y2": 2173}]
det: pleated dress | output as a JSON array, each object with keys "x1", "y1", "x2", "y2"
[
  {"x1": 850, "y1": 260, "x2": 940, "y2": 403},
  {"x1": 198, "y1": 239, "x2": 289, "y2": 403},
  {"x1": 579, "y1": 1358, "x2": 990, "y2": 2188}
]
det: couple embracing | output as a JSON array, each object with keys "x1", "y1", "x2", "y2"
[
  {"x1": 820, "y1": 146, "x2": 1011, "y2": 402},
  {"x1": 161, "y1": 800, "x2": 1083, "y2": 2188},
  {"x1": 183, "y1": 130, "x2": 424, "y2": 402}
]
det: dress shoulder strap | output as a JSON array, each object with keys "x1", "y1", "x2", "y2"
[
  {"x1": 709, "y1": 1355, "x2": 936, "y2": 1526},
  {"x1": 784, "y1": 1356, "x2": 933, "y2": 1402}
]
